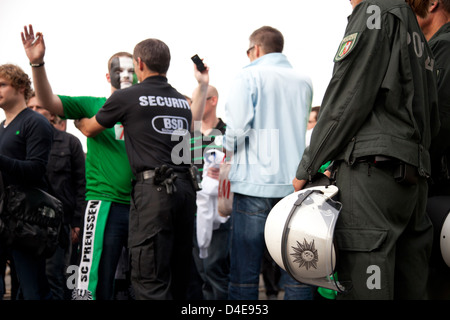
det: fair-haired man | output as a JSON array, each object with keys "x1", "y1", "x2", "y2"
[
  {"x1": 224, "y1": 26, "x2": 313, "y2": 300},
  {"x1": 0, "y1": 64, "x2": 53, "y2": 299},
  {"x1": 294, "y1": 0, "x2": 439, "y2": 299},
  {"x1": 75, "y1": 38, "x2": 209, "y2": 300}
]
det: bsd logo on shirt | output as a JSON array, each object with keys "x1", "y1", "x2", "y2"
[{"x1": 152, "y1": 115, "x2": 189, "y2": 135}]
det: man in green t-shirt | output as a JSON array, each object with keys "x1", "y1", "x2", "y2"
[{"x1": 21, "y1": 25, "x2": 135, "y2": 300}]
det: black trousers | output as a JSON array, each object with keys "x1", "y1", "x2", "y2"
[
  {"x1": 334, "y1": 160, "x2": 433, "y2": 299},
  {"x1": 129, "y1": 175, "x2": 196, "y2": 300}
]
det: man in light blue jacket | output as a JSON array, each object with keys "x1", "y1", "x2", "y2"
[{"x1": 224, "y1": 26, "x2": 313, "y2": 300}]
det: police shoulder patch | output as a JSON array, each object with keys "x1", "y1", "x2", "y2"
[{"x1": 334, "y1": 33, "x2": 359, "y2": 62}]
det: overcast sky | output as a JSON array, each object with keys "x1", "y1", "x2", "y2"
[{"x1": 0, "y1": 0, "x2": 352, "y2": 151}]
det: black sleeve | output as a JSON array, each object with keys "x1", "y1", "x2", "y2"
[
  {"x1": 429, "y1": 38, "x2": 450, "y2": 154},
  {"x1": 69, "y1": 134, "x2": 86, "y2": 228},
  {"x1": 296, "y1": 5, "x2": 392, "y2": 180},
  {"x1": 95, "y1": 90, "x2": 125, "y2": 128},
  {"x1": 0, "y1": 117, "x2": 53, "y2": 186}
]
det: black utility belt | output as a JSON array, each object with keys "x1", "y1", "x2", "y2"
[
  {"x1": 135, "y1": 168, "x2": 193, "y2": 182},
  {"x1": 136, "y1": 170, "x2": 156, "y2": 182},
  {"x1": 355, "y1": 155, "x2": 398, "y2": 165},
  {"x1": 135, "y1": 165, "x2": 202, "y2": 194},
  {"x1": 355, "y1": 155, "x2": 419, "y2": 185}
]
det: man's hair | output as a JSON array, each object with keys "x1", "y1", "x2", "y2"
[
  {"x1": 133, "y1": 39, "x2": 171, "y2": 74},
  {"x1": 29, "y1": 90, "x2": 58, "y2": 124},
  {"x1": 107, "y1": 52, "x2": 133, "y2": 72},
  {"x1": 0, "y1": 64, "x2": 32, "y2": 101},
  {"x1": 406, "y1": 0, "x2": 431, "y2": 18},
  {"x1": 309, "y1": 106, "x2": 321, "y2": 122},
  {"x1": 28, "y1": 90, "x2": 36, "y2": 102},
  {"x1": 440, "y1": 0, "x2": 450, "y2": 13},
  {"x1": 311, "y1": 106, "x2": 321, "y2": 113},
  {"x1": 249, "y1": 26, "x2": 284, "y2": 54}
]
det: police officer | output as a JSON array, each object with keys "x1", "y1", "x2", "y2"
[
  {"x1": 75, "y1": 38, "x2": 210, "y2": 300},
  {"x1": 293, "y1": 0, "x2": 440, "y2": 299},
  {"x1": 418, "y1": 0, "x2": 450, "y2": 196},
  {"x1": 417, "y1": 0, "x2": 450, "y2": 299}
]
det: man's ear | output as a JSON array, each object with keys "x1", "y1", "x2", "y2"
[
  {"x1": 106, "y1": 73, "x2": 111, "y2": 84},
  {"x1": 17, "y1": 86, "x2": 26, "y2": 96},
  {"x1": 49, "y1": 113, "x2": 57, "y2": 124},
  {"x1": 254, "y1": 44, "x2": 268, "y2": 59},
  {"x1": 137, "y1": 57, "x2": 145, "y2": 71},
  {"x1": 430, "y1": 1, "x2": 440, "y2": 13},
  {"x1": 254, "y1": 45, "x2": 263, "y2": 59},
  {"x1": 210, "y1": 96, "x2": 218, "y2": 106}
]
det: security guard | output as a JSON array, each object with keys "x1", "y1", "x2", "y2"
[
  {"x1": 293, "y1": 0, "x2": 440, "y2": 299},
  {"x1": 75, "y1": 38, "x2": 209, "y2": 300}
]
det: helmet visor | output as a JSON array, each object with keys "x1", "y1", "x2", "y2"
[{"x1": 281, "y1": 190, "x2": 346, "y2": 292}]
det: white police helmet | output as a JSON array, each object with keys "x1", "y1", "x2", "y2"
[
  {"x1": 264, "y1": 185, "x2": 346, "y2": 292},
  {"x1": 427, "y1": 196, "x2": 450, "y2": 268},
  {"x1": 441, "y1": 213, "x2": 450, "y2": 267}
]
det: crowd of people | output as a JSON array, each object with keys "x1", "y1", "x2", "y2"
[{"x1": 0, "y1": 0, "x2": 449, "y2": 301}]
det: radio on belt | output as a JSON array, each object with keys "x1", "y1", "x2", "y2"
[{"x1": 189, "y1": 165, "x2": 202, "y2": 191}]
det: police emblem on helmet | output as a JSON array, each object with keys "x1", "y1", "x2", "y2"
[{"x1": 291, "y1": 239, "x2": 318, "y2": 270}]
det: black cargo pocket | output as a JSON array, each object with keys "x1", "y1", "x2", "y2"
[
  {"x1": 335, "y1": 228, "x2": 388, "y2": 252},
  {"x1": 131, "y1": 238, "x2": 156, "y2": 282},
  {"x1": 333, "y1": 228, "x2": 390, "y2": 297}
]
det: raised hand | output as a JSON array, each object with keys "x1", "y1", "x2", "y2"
[
  {"x1": 21, "y1": 24, "x2": 45, "y2": 65},
  {"x1": 193, "y1": 59, "x2": 209, "y2": 87}
]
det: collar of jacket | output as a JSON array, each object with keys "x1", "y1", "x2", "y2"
[
  {"x1": 430, "y1": 22, "x2": 450, "y2": 42},
  {"x1": 52, "y1": 126, "x2": 65, "y2": 142},
  {"x1": 244, "y1": 52, "x2": 292, "y2": 69}
]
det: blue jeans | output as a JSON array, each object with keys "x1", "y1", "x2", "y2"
[
  {"x1": 96, "y1": 202, "x2": 130, "y2": 300},
  {"x1": 11, "y1": 249, "x2": 52, "y2": 300},
  {"x1": 46, "y1": 224, "x2": 71, "y2": 300},
  {"x1": 228, "y1": 193, "x2": 314, "y2": 300}
]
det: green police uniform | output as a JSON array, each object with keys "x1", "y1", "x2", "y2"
[
  {"x1": 296, "y1": 0, "x2": 440, "y2": 299},
  {"x1": 428, "y1": 22, "x2": 450, "y2": 196},
  {"x1": 425, "y1": 22, "x2": 450, "y2": 299}
]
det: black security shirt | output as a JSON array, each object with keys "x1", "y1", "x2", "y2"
[{"x1": 96, "y1": 76, "x2": 192, "y2": 175}]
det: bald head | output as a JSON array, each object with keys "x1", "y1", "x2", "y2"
[{"x1": 207, "y1": 85, "x2": 218, "y2": 100}]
